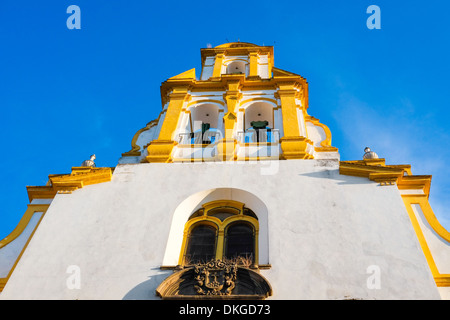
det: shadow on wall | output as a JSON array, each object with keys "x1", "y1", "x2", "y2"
[
  {"x1": 122, "y1": 270, "x2": 170, "y2": 300},
  {"x1": 298, "y1": 169, "x2": 371, "y2": 185}
]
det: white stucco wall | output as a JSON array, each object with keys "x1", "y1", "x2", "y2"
[{"x1": 0, "y1": 160, "x2": 441, "y2": 300}]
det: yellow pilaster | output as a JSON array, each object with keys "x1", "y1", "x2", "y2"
[
  {"x1": 146, "y1": 86, "x2": 191, "y2": 163},
  {"x1": 249, "y1": 52, "x2": 259, "y2": 77},
  {"x1": 212, "y1": 53, "x2": 224, "y2": 78},
  {"x1": 216, "y1": 111, "x2": 237, "y2": 161},
  {"x1": 216, "y1": 81, "x2": 241, "y2": 161},
  {"x1": 277, "y1": 83, "x2": 312, "y2": 159}
]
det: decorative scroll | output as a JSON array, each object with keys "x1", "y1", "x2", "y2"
[{"x1": 155, "y1": 259, "x2": 273, "y2": 300}]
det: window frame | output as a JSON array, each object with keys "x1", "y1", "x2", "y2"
[{"x1": 179, "y1": 200, "x2": 259, "y2": 267}]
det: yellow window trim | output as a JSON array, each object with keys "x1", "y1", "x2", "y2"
[{"x1": 178, "y1": 200, "x2": 259, "y2": 267}]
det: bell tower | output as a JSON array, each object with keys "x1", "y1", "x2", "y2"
[{"x1": 121, "y1": 42, "x2": 338, "y2": 164}]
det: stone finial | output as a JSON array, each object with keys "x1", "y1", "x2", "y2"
[
  {"x1": 81, "y1": 154, "x2": 96, "y2": 167},
  {"x1": 363, "y1": 147, "x2": 379, "y2": 160}
]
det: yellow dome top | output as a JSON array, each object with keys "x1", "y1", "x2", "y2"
[{"x1": 214, "y1": 42, "x2": 260, "y2": 48}]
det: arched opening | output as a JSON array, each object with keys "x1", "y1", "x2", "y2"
[
  {"x1": 226, "y1": 61, "x2": 246, "y2": 75},
  {"x1": 243, "y1": 102, "x2": 276, "y2": 143},
  {"x1": 162, "y1": 188, "x2": 269, "y2": 267},
  {"x1": 180, "y1": 200, "x2": 259, "y2": 267},
  {"x1": 189, "y1": 103, "x2": 220, "y2": 144}
]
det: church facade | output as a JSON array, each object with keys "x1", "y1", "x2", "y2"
[{"x1": 1, "y1": 42, "x2": 449, "y2": 300}]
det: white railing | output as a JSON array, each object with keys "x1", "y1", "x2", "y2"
[
  {"x1": 236, "y1": 129, "x2": 280, "y2": 144},
  {"x1": 177, "y1": 130, "x2": 222, "y2": 145}
]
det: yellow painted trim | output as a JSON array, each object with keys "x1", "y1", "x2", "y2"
[
  {"x1": 0, "y1": 204, "x2": 49, "y2": 292},
  {"x1": 305, "y1": 116, "x2": 337, "y2": 149},
  {"x1": 249, "y1": 52, "x2": 258, "y2": 77},
  {"x1": 169, "y1": 68, "x2": 196, "y2": 80},
  {"x1": 402, "y1": 195, "x2": 450, "y2": 286},
  {"x1": 186, "y1": 99, "x2": 225, "y2": 108},
  {"x1": 223, "y1": 58, "x2": 249, "y2": 64},
  {"x1": 272, "y1": 67, "x2": 300, "y2": 77},
  {"x1": 277, "y1": 84, "x2": 301, "y2": 137},
  {"x1": 27, "y1": 167, "x2": 113, "y2": 201},
  {"x1": 212, "y1": 54, "x2": 224, "y2": 78},
  {"x1": 0, "y1": 204, "x2": 48, "y2": 248},
  {"x1": 340, "y1": 161, "x2": 431, "y2": 195},
  {"x1": 239, "y1": 97, "x2": 278, "y2": 106}
]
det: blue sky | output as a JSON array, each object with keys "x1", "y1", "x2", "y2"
[{"x1": 1, "y1": 0, "x2": 449, "y2": 239}]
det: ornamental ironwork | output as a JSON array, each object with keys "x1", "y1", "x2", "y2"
[{"x1": 194, "y1": 260, "x2": 238, "y2": 296}]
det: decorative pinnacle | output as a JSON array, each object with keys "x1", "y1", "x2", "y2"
[
  {"x1": 81, "y1": 154, "x2": 96, "y2": 167},
  {"x1": 363, "y1": 147, "x2": 379, "y2": 160}
]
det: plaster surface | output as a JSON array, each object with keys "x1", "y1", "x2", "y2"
[{"x1": 0, "y1": 160, "x2": 441, "y2": 299}]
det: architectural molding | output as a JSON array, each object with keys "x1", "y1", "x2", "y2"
[{"x1": 27, "y1": 167, "x2": 113, "y2": 201}]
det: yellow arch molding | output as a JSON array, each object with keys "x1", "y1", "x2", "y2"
[
  {"x1": 0, "y1": 204, "x2": 49, "y2": 291},
  {"x1": 239, "y1": 97, "x2": 278, "y2": 106},
  {"x1": 402, "y1": 194, "x2": 450, "y2": 286},
  {"x1": 186, "y1": 99, "x2": 225, "y2": 108},
  {"x1": 223, "y1": 58, "x2": 249, "y2": 64}
]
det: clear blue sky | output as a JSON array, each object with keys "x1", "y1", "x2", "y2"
[{"x1": 1, "y1": 0, "x2": 449, "y2": 239}]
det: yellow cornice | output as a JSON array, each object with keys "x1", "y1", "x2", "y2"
[
  {"x1": 160, "y1": 75, "x2": 308, "y2": 108},
  {"x1": 339, "y1": 160, "x2": 431, "y2": 195},
  {"x1": 27, "y1": 167, "x2": 113, "y2": 202},
  {"x1": 339, "y1": 160, "x2": 412, "y2": 187}
]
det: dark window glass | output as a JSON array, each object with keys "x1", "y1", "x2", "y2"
[
  {"x1": 185, "y1": 225, "x2": 216, "y2": 264},
  {"x1": 225, "y1": 223, "x2": 254, "y2": 262}
]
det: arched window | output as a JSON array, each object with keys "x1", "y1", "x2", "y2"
[
  {"x1": 188, "y1": 103, "x2": 221, "y2": 145},
  {"x1": 180, "y1": 200, "x2": 259, "y2": 267},
  {"x1": 225, "y1": 222, "x2": 255, "y2": 263},
  {"x1": 184, "y1": 224, "x2": 217, "y2": 264},
  {"x1": 241, "y1": 101, "x2": 279, "y2": 144},
  {"x1": 226, "y1": 61, "x2": 246, "y2": 75}
]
